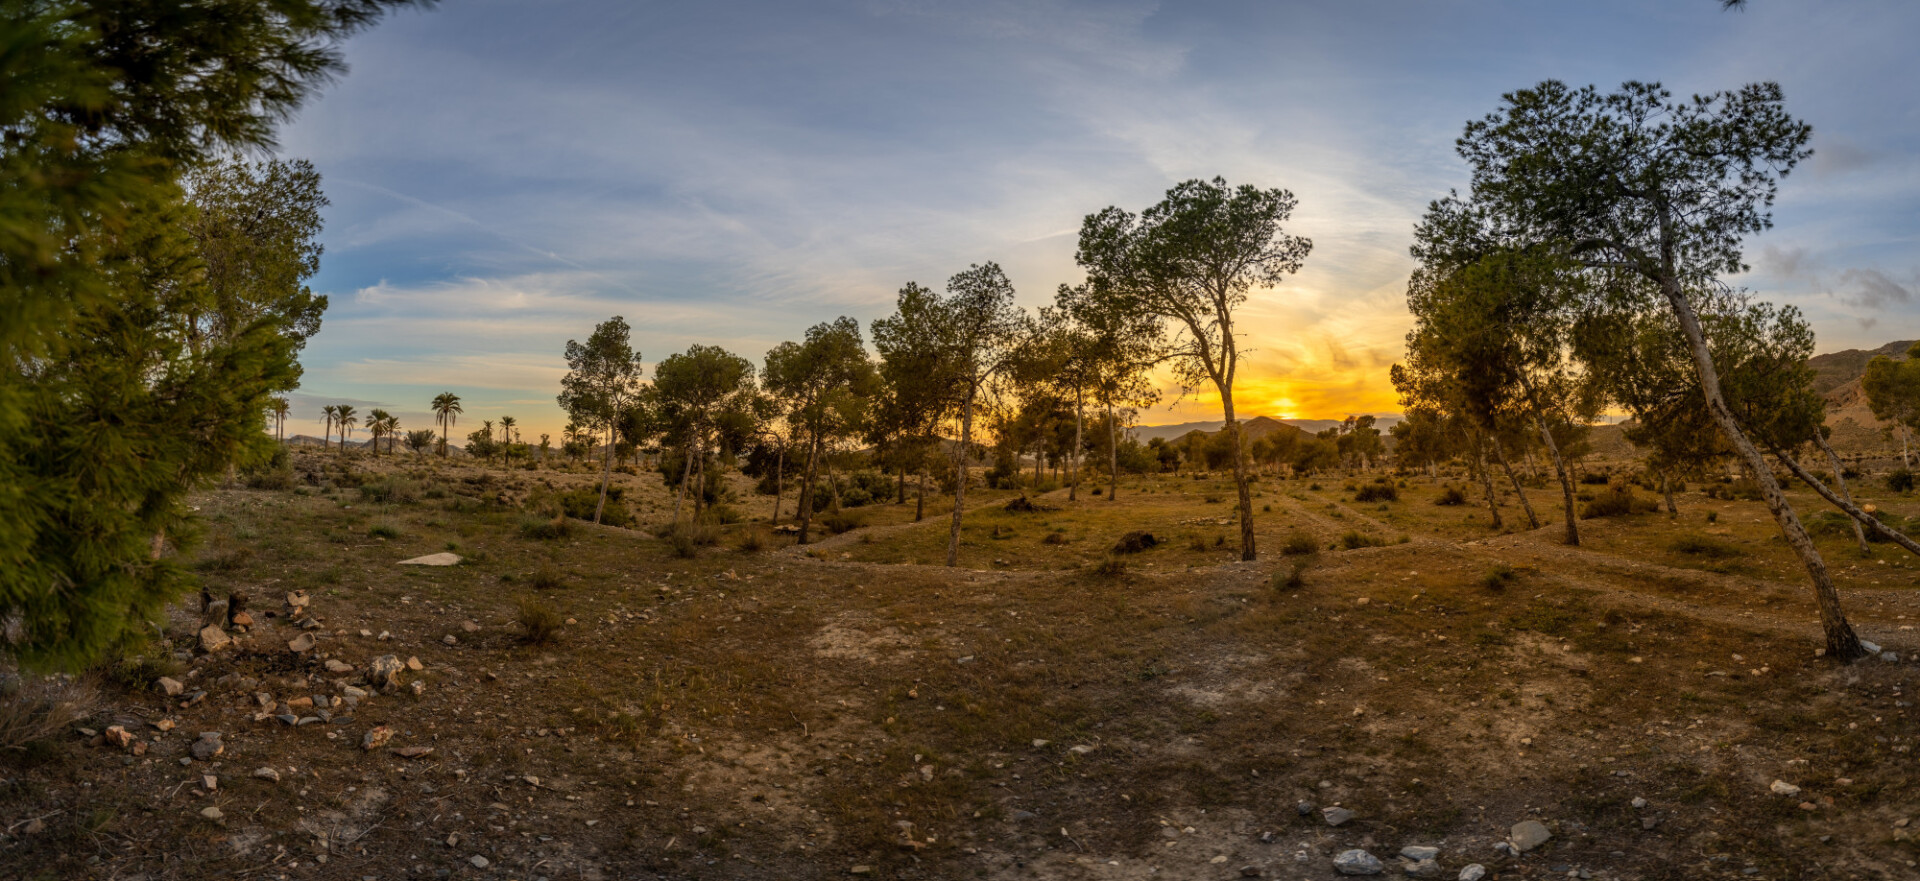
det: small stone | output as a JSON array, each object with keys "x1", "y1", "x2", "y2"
[
  {"x1": 130, "y1": 740, "x2": 148, "y2": 756},
  {"x1": 1510, "y1": 820, "x2": 1551, "y2": 852},
  {"x1": 254, "y1": 692, "x2": 275, "y2": 708},
  {"x1": 285, "y1": 590, "x2": 310, "y2": 609},
  {"x1": 103, "y1": 725, "x2": 134, "y2": 748},
  {"x1": 1769, "y1": 779, "x2": 1801, "y2": 797},
  {"x1": 468, "y1": 855, "x2": 489, "y2": 868},
  {"x1": 1241, "y1": 867, "x2": 1262, "y2": 878},
  {"x1": 1333, "y1": 849, "x2": 1383, "y2": 875},
  {"x1": 151, "y1": 718, "x2": 175, "y2": 732},
  {"x1": 399, "y1": 553, "x2": 462, "y2": 566},
  {"x1": 287, "y1": 633, "x2": 316, "y2": 653},
  {"x1": 406, "y1": 656, "x2": 423, "y2": 671},
  {"x1": 850, "y1": 867, "x2": 873, "y2": 876},
  {"x1": 1403, "y1": 859, "x2": 1442, "y2": 878},
  {"x1": 253, "y1": 767, "x2": 281, "y2": 782},
  {"x1": 22, "y1": 818, "x2": 44, "y2": 835},
  {"x1": 180, "y1": 690, "x2": 206, "y2": 708},
  {"x1": 231, "y1": 611, "x2": 254, "y2": 628},
  {"x1": 286, "y1": 696, "x2": 314, "y2": 711},
  {"x1": 1458, "y1": 866, "x2": 1487, "y2": 881},
  {"x1": 157, "y1": 676, "x2": 185, "y2": 696},
  {"x1": 410, "y1": 680, "x2": 427, "y2": 695},
  {"x1": 1322, "y1": 806, "x2": 1355, "y2": 827},
  {"x1": 367, "y1": 655, "x2": 405, "y2": 687},
  {"x1": 324, "y1": 659, "x2": 353, "y2": 674},
  {"x1": 1401, "y1": 846, "x2": 1439, "y2": 862},
  {"x1": 190, "y1": 732, "x2": 224, "y2": 760},
  {"x1": 461, "y1": 620, "x2": 481, "y2": 633},
  {"x1": 361, "y1": 725, "x2": 393, "y2": 751},
  {"x1": 443, "y1": 635, "x2": 458, "y2": 646},
  {"x1": 202, "y1": 774, "x2": 217, "y2": 791},
  {"x1": 275, "y1": 714, "x2": 298, "y2": 726},
  {"x1": 1296, "y1": 801, "x2": 1316, "y2": 816},
  {"x1": 1630, "y1": 797, "x2": 1648, "y2": 809},
  {"x1": 1031, "y1": 739, "x2": 1049, "y2": 748},
  {"x1": 393, "y1": 746, "x2": 435, "y2": 758},
  {"x1": 1068, "y1": 744, "x2": 1094, "y2": 755},
  {"x1": 1641, "y1": 817, "x2": 1659, "y2": 830},
  {"x1": 1860, "y1": 639, "x2": 1882, "y2": 654},
  {"x1": 200, "y1": 806, "x2": 224, "y2": 821},
  {"x1": 198, "y1": 625, "x2": 233, "y2": 652},
  {"x1": 342, "y1": 685, "x2": 368, "y2": 700}
]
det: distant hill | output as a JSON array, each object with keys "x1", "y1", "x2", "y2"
[
  {"x1": 1131, "y1": 415, "x2": 1400, "y2": 443},
  {"x1": 1809, "y1": 340, "x2": 1914, "y2": 395}
]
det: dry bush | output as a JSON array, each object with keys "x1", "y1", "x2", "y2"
[
  {"x1": 1434, "y1": 485, "x2": 1467, "y2": 506},
  {"x1": 520, "y1": 513, "x2": 573, "y2": 541},
  {"x1": 1280, "y1": 532, "x2": 1319, "y2": 556},
  {"x1": 515, "y1": 596, "x2": 563, "y2": 646},
  {"x1": 736, "y1": 530, "x2": 765, "y2": 553},
  {"x1": 0, "y1": 673, "x2": 97, "y2": 752},
  {"x1": 1354, "y1": 482, "x2": 1398, "y2": 503}
]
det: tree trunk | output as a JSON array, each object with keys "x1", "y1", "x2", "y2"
[
  {"x1": 671, "y1": 437, "x2": 695, "y2": 524},
  {"x1": 1660, "y1": 470, "x2": 1678, "y2": 516},
  {"x1": 594, "y1": 424, "x2": 616, "y2": 525},
  {"x1": 796, "y1": 433, "x2": 821, "y2": 545},
  {"x1": 1070, "y1": 390, "x2": 1083, "y2": 501},
  {"x1": 1775, "y1": 452, "x2": 1920, "y2": 558},
  {"x1": 825, "y1": 448, "x2": 842, "y2": 514},
  {"x1": 772, "y1": 443, "x2": 785, "y2": 524},
  {"x1": 1221, "y1": 394, "x2": 1258, "y2": 561},
  {"x1": 1472, "y1": 433, "x2": 1503, "y2": 530},
  {"x1": 1107, "y1": 401, "x2": 1120, "y2": 501},
  {"x1": 1490, "y1": 434, "x2": 1539, "y2": 530},
  {"x1": 1530, "y1": 410, "x2": 1579, "y2": 546},
  {"x1": 1902, "y1": 423, "x2": 1911, "y2": 468},
  {"x1": 947, "y1": 396, "x2": 974, "y2": 567},
  {"x1": 916, "y1": 467, "x2": 927, "y2": 522},
  {"x1": 1814, "y1": 431, "x2": 1869, "y2": 555},
  {"x1": 1660, "y1": 275, "x2": 1863, "y2": 659},
  {"x1": 897, "y1": 466, "x2": 906, "y2": 505}
]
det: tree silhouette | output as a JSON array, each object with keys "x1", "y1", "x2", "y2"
[
  {"x1": 432, "y1": 392, "x2": 463, "y2": 458},
  {"x1": 766, "y1": 317, "x2": 878, "y2": 544},
  {"x1": 335, "y1": 405, "x2": 358, "y2": 453},
  {"x1": 558, "y1": 317, "x2": 647, "y2": 525}
]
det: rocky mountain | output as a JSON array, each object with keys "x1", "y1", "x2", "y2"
[{"x1": 1130, "y1": 414, "x2": 1400, "y2": 443}]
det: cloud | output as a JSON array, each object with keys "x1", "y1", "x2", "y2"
[{"x1": 1837, "y1": 267, "x2": 1916, "y2": 310}]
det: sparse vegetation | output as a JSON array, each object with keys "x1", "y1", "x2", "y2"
[{"x1": 514, "y1": 595, "x2": 564, "y2": 645}]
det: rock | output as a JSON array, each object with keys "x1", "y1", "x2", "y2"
[
  {"x1": 1403, "y1": 859, "x2": 1442, "y2": 878},
  {"x1": 198, "y1": 625, "x2": 233, "y2": 653},
  {"x1": 367, "y1": 655, "x2": 405, "y2": 687},
  {"x1": 410, "y1": 680, "x2": 427, "y2": 695},
  {"x1": 1860, "y1": 639, "x2": 1882, "y2": 654},
  {"x1": 468, "y1": 855, "x2": 489, "y2": 868},
  {"x1": 1241, "y1": 867, "x2": 1262, "y2": 878},
  {"x1": 200, "y1": 806, "x2": 224, "y2": 821},
  {"x1": 1031, "y1": 739, "x2": 1050, "y2": 748},
  {"x1": 252, "y1": 767, "x2": 281, "y2": 782},
  {"x1": 342, "y1": 685, "x2": 368, "y2": 700},
  {"x1": 287, "y1": 633, "x2": 316, "y2": 653},
  {"x1": 443, "y1": 635, "x2": 458, "y2": 646},
  {"x1": 399, "y1": 553, "x2": 463, "y2": 567},
  {"x1": 151, "y1": 718, "x2": 175, "y2": 732},
  {"x1": 1630, "y1": 797, "x2": 1648, "y2": 809},
  {"x1": 275, "y1": 714, "x2": 298, "y2": 726},
  {"x1": 1881, "y1": 651, "x2": 1900, "y2": 662},
  {"x1": 1296, "y1": 801, "x2": 1316, "y2": 816},
  {"x1": 1400, "y1": 846, "x2": 1439, "y2": 862},
  {"x1": 285, "y1": 590, "x2": 310, "y2": 609},
  {"x1": 21, "y1": 818, "x2": 44, "y2": 836},
  {"x1": 104, "y1": 725, "x2": 134, "y2": 748},
  {"x1": 1068, "y1": 745, "x2": 1095, "y2": 755},
  {"x1": 180, "y1": 690, "x2": 206, "y2": 708},
  {"x1": 157, "y1": 676, "x2": 185, "y2": 696},
  {"x1": 286, "y1": 696, "x2": 314, "y2": 711},
  {"x1": 1333, "y1": 849, "x2": 1383, "y2": 876},
  {"x1": 1770, "y1": 780, "x2": 1802, "y2": 797},
  {"x1": 361, "y1": 725, "x2": 393, "y2": 751},
  {"x1": 131, "y1": 741, "x2": 148, "y2": 756},
  {"x1": 1510, "y1": 820, "x2": 1551, "y2": 852},
  {"x1": 254, "y1": 692, "x2": 275, "y2": 708},
  {"x1": 461, "y1": 620, "x2": 481, "y2": 633},
  {"x1": 202, "y1": 774, "x2": 217, "y2": 791},
  {"x1": 324, "y1": 659, "x2": 353, "y2": 674},
  {"x1": 850, "y1": 867, "x2": 873, "y2": 876},
  {"x1": 392, "y1": 746, "x2": 434, "y2": 758},
  {"x1": 231, "y1": 611, "x2": 254, "y2": 628},
  {"x1": 190, "y1": 732, "x2": 224, "y2": 761},
  {"x1": 1458, "y1": 866, "x2": 1487, "y2": 881},
  {"x1": 1110, "y1": 531, "x2": 1158, "y2": 554},
  {"x1": 406, "y1": 656, "x2": 423, "y2": 671},
  {"x1": 1322, "y1": 806, "x2": 1355, "y2": 827}
]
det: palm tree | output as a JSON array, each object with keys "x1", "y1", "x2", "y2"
[
  {"x1": 368, "y1": 408, "x2": 392, "y2": 455},
  {"x1": 321, "y1": 404, "x2": 338, "y2": 450},
  {"x1": 268, "y1": 397, "x2": 290, "y2": 443},
  {"x1": 404, "y1": 429, "x2": 436, "y2": 454},
  {"x1": 431, "y1": 392, "x2": 463, "y2": 457},
  {"x1": 500, "y1": 415, "x2": 517, "y2": 467},
  {"x1": 381, "y1": 413, "x2": 402, "y2": 453},
  {"x1": 336, "y1": 405, "x2": 358, "y2": 453}
]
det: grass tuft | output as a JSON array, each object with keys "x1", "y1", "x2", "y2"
[{"x1": 515, "y1": 596, "x2": 563, "y2": 645}]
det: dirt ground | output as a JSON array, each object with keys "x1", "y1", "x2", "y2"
[{"x1": 3, "y1": 448, "x2": 1919, "y2": 881}]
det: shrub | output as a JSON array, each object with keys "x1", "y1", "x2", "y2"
[
  {"x1": 1111, "y1": 531, "x2": 1157, "y2": 554},
  {"x1": 1308, "y1": 483, "x2": 1322, "y2": 491},
  {"x1": 1203, "y1": 495, "x2": 1223, "y2": 504},
  {"x1": 520, "y1": 514, "x2": 573, "y2": 540},
  {"x1": 1088, "y1": 556, "x2": 1128, "y2": 578},
  {"x1": 1579, "y1": 472, "x2": 1610, "y2": 485},
  {"x1": 1091, "y1": 486, "x2": 1104, "y2": 496},
  {"x1": 1280, "y1": 532, "x2": 1318, "y2": 556},
  {"x1": 1581, "y1": 482, "x2": 1660, "y2": 519},
  {"x1": 1187, "y1": 534, "x2": 1209, "y2": 552},
  {"x1": 1041, "y1": 531, "x2": 1069, "y2": 545},
  {"x1": 1434, "y1": 485, "x2": 1467, "y2": 506},
  {"x1": 528, "y1": 564, "x2": 567, "y2": 590},
  {"x1": 1481, "y1": 563, "x2": 1517, "y2": 591},
  {"x1": 0, "y1": 673, "x2": 98, "y2": 753},
  {"x1": 821, "y1": 511, "x2": 867, "y2": 534},
  {"x1": 1354, "y1": 483, "x2": 1398, "y2": 503},
  {"x1": 555, "y1": 486, "x2": 634, "y2": 527},
  {"x1": 736, "y1": 530, "x2": 765, "y2": 553},
  {"x1": 1888, "y1": 468, "x2": 1915, "y2": 493},
  {"x1": 367, "y1": 522, "x2": 402, "y2": 539},
  {"x1": 1273, "y1": 562, "x2": 1308, "y2": 592},
  {"x1": 663, "y1": 520, "x2": 720, "y2": 557},
  {"x1": 1339, "y1": 531, "x2": 1388, "y2": 550},
  {"x1": 359, "y1": 476, "x2": 423, "y2": 504},
  {"x1": 514, "y1": 596, "x2": 563, "y2": 645},
  {"x1": 1668, "y1": 534, "x2": 1739, "y2": 559}
]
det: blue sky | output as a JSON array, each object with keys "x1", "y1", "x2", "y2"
[{"x1": 275, "y1": 0, "x2": 1920, "y2": 440}]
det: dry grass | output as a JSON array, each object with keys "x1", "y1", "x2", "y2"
[{"x1": 0, "y1": 674, "x2": 96, "y2": 753}]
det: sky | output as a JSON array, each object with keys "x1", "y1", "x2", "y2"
[{"x1": 274, "y1": 0, "x2": 1920, "y2": 442}]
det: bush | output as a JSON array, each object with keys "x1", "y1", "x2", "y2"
[
  {"x1": 663, "y1": 520, "x2": 720, "y2": 557},
  {"x1": 1481, "y1": 563, "x2": 1518, "y2": 591},
  {"x1": 1581, "y1": 483, "x2": 1660, "y2": 519},
  {"x1": 736, "y1": 531, "x2": 765, "y2": 553},
  {"x1": 1042, "y1": 531, "x2": 1069, "y2": 545},
  {"x1": 1088, "y1": 556, "x2": 1128, "y2": 578},
  {"x1": 514, "y1": 596, "x2": 563, "y2": 646},
  {"x1": 1579, "y1": 472, "x2": 1610, "y2": 485},
  {"x1": 1434, "y1": 485, "x2": 1467, "y2": 506},
  {"x1": 1273, "y1": 562, "x2": 1308, "y2": 591},
  {"x1": 241, "y1": 445, "x2": 295, "y2": 490},
  {"x1": 821, "y1": 511, "x2": 867, "y2": 534},
  {"x1": 0, "y1": 673, "x2": 97, "y2": 753},
  {"x1": 1888, "y1": 468, "x2": 1915, "y2": 493},
  {"x1": 1338, "y1": 531, "x2": 1388, "y2": 550},
  {"x1": 1280, "y1": 532, "x2": 1319, "y2": 556},
  {"x1": 1668, "y1": 534, "x2": 1739, "y2": 559},
  {"x1": 528, "y1": 564, "x2": 567, "y2": 590},
  {"x1": 555, "y1": 486, "x2": 634, "y2": 527},
  {"x1": 1111, "y1": 531, "x2": 1157, "y2": 554},
  {"x1": 1186, "y1": 534, "x2": 1209, "y2": 552},
  {"x1": 359, "y1": 476, "x2": 423, "y2": 504},
  {"x1": 520, "y1": 514, "x2": 573, "y2": 540},
  {"x1": 1354, "y1": 483, "x2": 1398, "y2": 503},
  {"x1": 367, "y1": 522, "x2": 402, "y2": 539}
]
